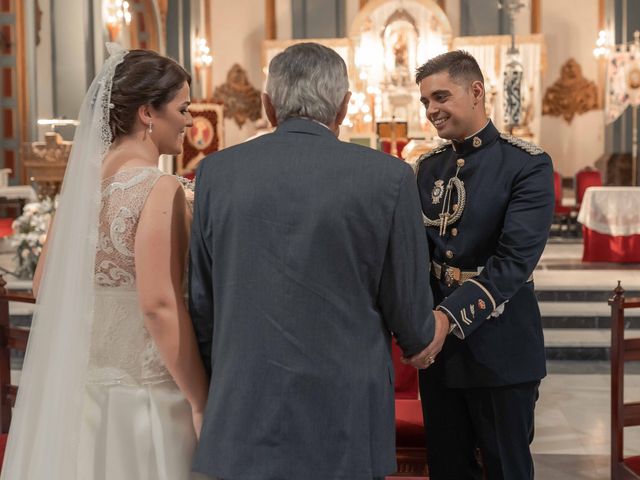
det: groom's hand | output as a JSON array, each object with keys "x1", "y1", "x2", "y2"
[{"x1": 402, "y1": 310, "x2": 450, "y2": 369}]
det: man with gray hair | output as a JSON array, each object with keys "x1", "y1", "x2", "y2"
[{"x1": 189, "y1": 42, "x2": 447, "y2": 480}]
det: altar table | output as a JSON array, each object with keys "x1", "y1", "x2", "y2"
[{"x1": 577, "y1": 187, "x2": 640, "y2": 263}]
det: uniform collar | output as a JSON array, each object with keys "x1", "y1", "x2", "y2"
[{"x1": 450, "y1": 119, "x2": 499, "y2": 156}]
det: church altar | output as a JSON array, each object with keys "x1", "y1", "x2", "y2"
[
  {"x1": 578, "y1": 186, "x2": 640, "y2": 263},
  {"x1": 262, "y1": 0, "x2": 546, "y2": 156}
]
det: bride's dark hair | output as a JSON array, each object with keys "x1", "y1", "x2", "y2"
[{"x1": 109, "y1": 49, "x2": 191, "y2": 140}]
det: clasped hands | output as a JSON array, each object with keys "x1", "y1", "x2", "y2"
[{"x1": 401, "y1": 310, "x2": 450, "y2": 370}]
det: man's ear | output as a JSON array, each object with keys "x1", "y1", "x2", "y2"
[
  {"x1": 262, "y1": 93, "x2": 278, "y2": 127},
  {"x1": 470, "y1": 80, "x2": 485, "y2": 105},
  {"x1": 335, "y1": 91, "x2": 352, "y2": 127}
]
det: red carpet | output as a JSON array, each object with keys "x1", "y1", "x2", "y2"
[{"x1": 0, "y1": 218, "x2": 13, "y2": 238}]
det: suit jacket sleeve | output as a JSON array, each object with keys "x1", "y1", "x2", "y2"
[
  {"x1": 439, "y1": 153, "x2": 555, "y2": 339},
  {"x1": 188, "y1": 164, "x2": 214, "y2": 377},
  {"x1": 378, "y1": 166, "x2": 435, "y2": 357}
]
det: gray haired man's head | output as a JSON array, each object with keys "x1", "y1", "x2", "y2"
[{"x1": 264, "y1": 42, "x2": 350, "y2": 129}]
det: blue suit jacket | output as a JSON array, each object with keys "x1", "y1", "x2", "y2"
[
  {"x1": 189, "y1": 118, "x2": 435, "y2": 480},
  {"x1": 417, "y1": 120, "x2": 554, "y2": 388}
]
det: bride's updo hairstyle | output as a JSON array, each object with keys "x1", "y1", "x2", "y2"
[{"x1": 109, "y1": 49, "x2": 191, "y2": 140}]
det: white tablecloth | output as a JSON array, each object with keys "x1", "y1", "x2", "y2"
[{"x1": 577, "y1": 186, "x2": 640, "y2": 236}]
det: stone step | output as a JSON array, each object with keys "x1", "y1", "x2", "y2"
[
  {"x1": 542, "y1": 328, "x2": 633, "y2": 361},
  {"x1": 536, "y1": 290, "x2": 640, "y2": 302},
  {"x1": 539, "y1": 301, "x2": 640, "y2": 329},
  {"x1": 533, "y1": 269, "x2": 640, "y2": 291}
]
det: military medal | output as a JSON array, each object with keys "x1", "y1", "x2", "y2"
[{"x1": 431, "y1": 180, "x2": 445, "y2": 204}]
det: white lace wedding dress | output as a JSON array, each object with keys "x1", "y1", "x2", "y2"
[{"x1": 77, "y1": 166, "x2": 197, "y2": 479}]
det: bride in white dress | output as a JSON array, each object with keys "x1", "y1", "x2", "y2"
[{"x1": 0, "y1": 44, "x2": 208, "y2": 479}]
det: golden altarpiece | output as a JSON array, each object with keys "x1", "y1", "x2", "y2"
[{"x1": 263, "y1": 0, "x2": 546, "y2": 163}]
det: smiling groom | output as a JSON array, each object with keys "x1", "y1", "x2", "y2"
[{"x1": 413, "y1": 50, "x2": 555, "y2": 479}]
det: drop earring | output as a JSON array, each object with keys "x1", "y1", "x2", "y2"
[{"x1": 148, "y1": 121, "x2": 153, "y2": 134}]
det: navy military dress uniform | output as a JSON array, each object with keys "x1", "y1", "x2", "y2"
[{"x1": 416, "y1": 120, "x2": 554, "y2": 480}]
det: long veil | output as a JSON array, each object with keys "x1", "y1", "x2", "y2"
[{"x1": 0, "y1": 44, "x2": 128, "y2": 479}]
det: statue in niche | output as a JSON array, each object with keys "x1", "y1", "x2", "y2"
[
  {"x1": 382, "y1": 9, "x2": 419, "y2": 88},
  {"x1": 212, "y1": 64, "x2": 262, "y2": 128},
  {"x1": 393, "y1": 31, "x2": 409, "y2": 68},
  {"x1": 542, "y1": 58, "x2": 598, "y2": 123}
]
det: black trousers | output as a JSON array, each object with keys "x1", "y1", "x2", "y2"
[{"x1": 419, "y1": 369, "x2": 540, "y2": 480}]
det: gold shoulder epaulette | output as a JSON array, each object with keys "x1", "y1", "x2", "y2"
[
  {"x1": 414, "y1": 142, "x2": 451, "y2": 173},
  {"x1": 500, "y1": 133, "x2": 544, "y2": 155}
]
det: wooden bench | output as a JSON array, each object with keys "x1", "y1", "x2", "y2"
[{"x1": 610, "y1": 282, "x2": 640, "y2": 479}]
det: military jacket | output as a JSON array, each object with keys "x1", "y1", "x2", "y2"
[{"x1": 416, "y1": 120, "x2": 554, "y2": 387}]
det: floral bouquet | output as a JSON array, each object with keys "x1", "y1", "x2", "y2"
[
  {"x1": 11, "y1": 197, "x2": 57, "y2": 279},
  {"x1": 177, "y1": 175, "x2": 195, "y2": 213}
]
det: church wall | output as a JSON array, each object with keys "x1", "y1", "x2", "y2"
[
  {"x1": 210, "y1": 0, "x2": 266, "y2": 146},
  {"x1": 51, "y1": 0, "x2": 89, "y2": 122},
  {"x1": 539, "y1": 0, "x2": 605, "y2": 177}
]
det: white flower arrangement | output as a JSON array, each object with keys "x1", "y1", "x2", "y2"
[
  {"x1": 11, "y1": 197, "x2": 57, "y2": 279},
  {"x1": 176, "y1": 175, "x2": 195, "y2": 212}
]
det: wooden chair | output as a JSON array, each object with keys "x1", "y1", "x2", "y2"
[
  {"x1": 0, "y1": 275, "x2": 35, "y2": 464},
  {"x1": 391, "y1": 342, "x2": 428, "y2": 477},
  {"x1": 552, "y1": 171, "x2": 575, "y2": 236},
  {"x1": 575, "y1": 166, "x2": 602, "y2": 208},
  {"x1": 610, "y1": 282, "x2": 640, "y2": 479}
]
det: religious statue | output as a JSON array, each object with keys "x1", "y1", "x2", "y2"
[{"x1": 212, "y1": 64, "x2": 262, "y2": 128}]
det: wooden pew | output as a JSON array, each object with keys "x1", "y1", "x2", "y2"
[{"x1": 610, "y1": 282, "x2": 640, "y2": 479}]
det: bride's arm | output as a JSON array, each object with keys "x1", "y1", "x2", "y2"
[{"x1": 135, "y1": 175, "x2": 209, "y2": 432}]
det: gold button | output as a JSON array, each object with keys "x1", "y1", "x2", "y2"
[
  {"x1": 446, "y1": 250, "x2": 454, "y2": 259},
  {"x1": 451, "y1": 228, "x2": 458, "y2": 236},
  {"x1": 457, "y1": 158, "x2": 465, "y2": 168},
  {"x1": 453, "y1": 203, "x2": 459, "y2": 211}
]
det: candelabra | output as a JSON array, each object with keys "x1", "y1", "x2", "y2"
[{"x1": 104, "y1": 0, "x2": 132, "y2": 42}]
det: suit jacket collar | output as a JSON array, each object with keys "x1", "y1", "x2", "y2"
[{"x1": 276, "y1": 117, "x2": 338, "y2": 141}]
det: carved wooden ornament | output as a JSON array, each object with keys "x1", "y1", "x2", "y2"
[
  {"x1": 542, "y1": 58, "x2": 598, "y2": 123},
  {"x1": 212, "y1": 64, "x2": 262, "y2": 128}
]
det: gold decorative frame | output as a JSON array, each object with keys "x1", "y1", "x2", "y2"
[
  {"x1": 542, "y1": 58, "x2": 599, "y2": 123},
  {"x1": 348, "y1": 0, "x2": 452, "y2": 39}
]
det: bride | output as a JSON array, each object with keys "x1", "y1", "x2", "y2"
[{"x1": 0, "y1": 44, "x2": 208, "y2": 479}]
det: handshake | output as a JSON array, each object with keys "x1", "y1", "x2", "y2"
[{"x1": 401, "y1": 310, "x2": 450, "y2": 370}]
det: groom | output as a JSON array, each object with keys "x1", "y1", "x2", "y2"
[{"x1": 189, "y1": 42, "x2": 448, "y2": 480}]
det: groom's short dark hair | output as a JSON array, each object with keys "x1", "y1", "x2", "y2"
[{"x1": 415, "y1": 50, "x2": 484, "y2": 87}]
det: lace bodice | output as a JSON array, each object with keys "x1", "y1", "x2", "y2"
[
  {"x1": 95, "y1": 167, "x2": 165, "y2": 287},
  {"x1": 88, "y1": 167, "x2": 173, "y2": 387}
]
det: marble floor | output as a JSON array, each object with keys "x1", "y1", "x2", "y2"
[{"x1": 531, "y1": 363, "x2": 640, "y2": 479}]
